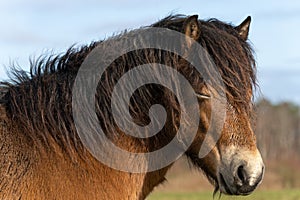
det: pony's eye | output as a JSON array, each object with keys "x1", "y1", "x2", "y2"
[{"x1": 195, "y1": 93, "x2": 211, "y2": 100}]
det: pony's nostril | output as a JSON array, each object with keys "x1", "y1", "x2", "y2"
[{"x1": 237, "y1": 165, "x2": 247, "y2": 183}]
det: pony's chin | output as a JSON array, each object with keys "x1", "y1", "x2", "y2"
[
  {"x1": 214, "y1": 173, "x2": 255, "y2": 196},
  {"x1": 213, "y1": 173, "x2": 237, "y2": 196},
  {"x1": 217, "y1": 173, "x2": 234, "y2": 195}
]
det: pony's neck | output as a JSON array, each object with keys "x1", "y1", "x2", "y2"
[{"x1": 29, "y1": 146, "x2": 171, "y2": 199}]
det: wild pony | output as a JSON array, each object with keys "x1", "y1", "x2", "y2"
[{"x1": 0, "y1": 14, "x2": 264, "y2": 199}]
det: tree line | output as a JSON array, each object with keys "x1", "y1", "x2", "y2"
[{"x1": 254, "y1": 99, "x2": 300, "y2": 160}]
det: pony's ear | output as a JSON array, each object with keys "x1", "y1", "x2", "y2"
[
  {"x1": 183, "y1": 15, "x2": 200, "y2": 42},
  {"x1": 235, "y1": 16, "x2": 251, "y2": 41}
]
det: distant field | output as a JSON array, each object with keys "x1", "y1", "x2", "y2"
[{"x1": 147, "y1": 189, "x2": 300, "y2": 200}]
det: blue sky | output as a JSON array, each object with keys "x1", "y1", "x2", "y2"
[{"x1": 0, "y1": 0, "x2": 300, "y2": 104}]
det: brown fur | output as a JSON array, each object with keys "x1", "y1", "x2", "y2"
[{"x1": 0, "y1": 14, "x2": 257, "y2": 199}]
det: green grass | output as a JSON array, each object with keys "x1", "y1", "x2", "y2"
[{"x1": 147, "y1": 189, "x2": 300, "y2": 200}]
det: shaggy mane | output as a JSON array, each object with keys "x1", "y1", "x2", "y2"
[{"x1": 0, "y1": 14, "x2": 257, "y2": 158}]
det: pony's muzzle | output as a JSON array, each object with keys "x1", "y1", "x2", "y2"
[
  {"x1": 233, "y1": 162, "x2": 264, "y2": 195},
  {"x1": 218, "y1": 149, "x2": 265, "y2": 195}
]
